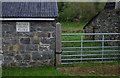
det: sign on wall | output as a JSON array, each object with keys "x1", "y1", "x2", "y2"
[{"x1": 16, "y1": 22, "x2": 30, "y2": 32}]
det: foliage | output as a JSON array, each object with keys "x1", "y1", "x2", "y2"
[{"x1": 57, "y1": 2, "x2": 106, "y2": 22}]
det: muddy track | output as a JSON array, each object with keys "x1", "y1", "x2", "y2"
[{"x1": 59, "y1": 65, "x2": 120, "y2": 76}]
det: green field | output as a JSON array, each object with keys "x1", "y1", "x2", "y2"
[
  {"x1": 61, "y1": 22, "x2": 86, "y2": 33},
  {"x1": 61, "y1": 22, "x2": 86, "y2": 30}
]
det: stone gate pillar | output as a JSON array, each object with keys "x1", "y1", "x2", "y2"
[{"x1": 56, "y1": 22, "x2": 62, "y2": 65}]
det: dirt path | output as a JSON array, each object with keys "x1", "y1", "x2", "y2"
[{"x1": 59, "y1": 65, "x2": 120, "y2": 76}]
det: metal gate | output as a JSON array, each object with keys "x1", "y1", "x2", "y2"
[{"x1": 61, "y1": 33, "x2": 120, "y2": 64}]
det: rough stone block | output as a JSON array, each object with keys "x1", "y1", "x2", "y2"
[
  {"x1": 50, "y1": 44, "x2": 55, "y2": 50},
  {"x1": 11, "y1": 39, "x2": 19, "y2": 45},
  {"x1": 8, "y1": 52, "x2": 15, "y2": 56},
  {"x1": 2, "y1": 25, "x2": 8, "y2": 31},
  {"x1": 50, "y1": 38, "x2": 55, "y2": 44},
  {"x1": 41, "y1": 38, "x2": 51, "y2": 44},
  {"x1": 3, "y1": 39, "x2": 11, "y2": 44},
  {"x1": 4, "y1": 57, "x2": 12, "y2": 61},
  {"x1": 31, "y1": 27, "x2": 37, "y2": 32},
  {"x1": 31, "y1": 39, "x2": 39, "y2": 44},
  {"x1": 38, "y1": 32, "x2": 48, "y2": 37},
  {"x1": 39, "y1": 44, "x2": 50, "y2": 51},
  {"x1": 52, "y1": 32, "x2": 56, "y2": 38},
  {"x1": 19, "y1": 62, "x2": 28, "y2": 67},
  {"x1": 32, "y1": 51, "x2": 54, "y2": 60},
  {"x1": 48, "y1": 32, "x2": 54, "y2": 38},
  {"x1": 32, "y1": 52, "x2": 43, "y2": 60},
  {"x1": 20, "y1": 38, "x2": 30, "y2": 44},
  {"x1": 0, "y1": 54, "x2": 3, "y2": 60},
  {"x1": 51, "y1": 22, "x2": 56, "y2": 27},
  {"x1": 29, "y1": 62, "x2": 37, "y2": 66},
  {"x1": 2, "y1": 45, "x2": 7, "y2": 52},
  {"x1": 38, "y1": 27, "x2": 55, "y2": 31},
  {"x1": 42, "y1": 51, "x2": 54, "y2": 59},
  {"x1": 19, "y1": 33, "x2": 35, "y2": 37},
  {"x1": 15, "y1": 55, "x2": 22, "y2": 60},
  {"x1": 17, "y1": 33, "x2": 32, "y2": 37},
  {"x1": 26, "y1": 45, "x2": 38, "y2": 51},
  {"x1": 29, "y1": 32, "x2": 35, "y2": 37},
  {"x1": 13, "y1": 44, "x2": 19, "y2": 52},
  {"x1": 23, "y1": 54, "x2": 31, "y2": 60},
  {"x1": 10, "y1": 62, "x2": 17, "y2": 66},
  {"x1": 3, "y1": 45, "x2": 13, "y2": 52},
  {"x1": 19, "y1": 45, "x2": 26, "y2": 52}
]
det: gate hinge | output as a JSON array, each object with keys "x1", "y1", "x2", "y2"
[{"x1": 56, "y1": 51, "x2": 62, "y2": 54}]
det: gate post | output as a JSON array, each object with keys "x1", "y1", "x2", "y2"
[{"x1": 56, "y1": 22, "x2": 62, "y2": 65}]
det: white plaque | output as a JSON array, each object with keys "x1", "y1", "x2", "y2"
[{"x1": 16, "y1": 22, "x2": 30, "y2": 32}]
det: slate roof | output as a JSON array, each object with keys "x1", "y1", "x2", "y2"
[{"x1": 2, "y1": 2, "x2": 58, "y2": 18}]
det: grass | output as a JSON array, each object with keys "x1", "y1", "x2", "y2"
[
  {"x1": 62, "y1": 35, "x2": 102, "y2": 47},
  {"x1": 61, "y1": 22, "x2": 86, "y2": 30},
  {"x1": 59, "y1": 61, "x2": 120, "y2": 67},
  {"x1": 3, "y1": 66, "x2": 75, "y2": 76},
  {"x1": 61, "y1": 22, "x2": 86, "y2": 33}
]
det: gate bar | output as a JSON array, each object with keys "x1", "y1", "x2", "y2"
[
  {"x1": 62, "y1": 50, "x2": 120, "y2": 53},
  {"x1": 62, "y1": 33, "x2": 120, "y2": 36}
]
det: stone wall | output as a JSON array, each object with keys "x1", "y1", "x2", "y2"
[
  {"x1": 2, "y1": 21, "x2": 56, "y2": 67},
  {"x1": 84, "y1": 9, "x2": 120, "y2": 46}
]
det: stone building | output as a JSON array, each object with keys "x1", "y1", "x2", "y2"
[
  {"x1": 83, "y1": 2, "x2": 120, "y2": 46},
  {"x1": 1, "y1": 2, "x2": 58, "y2": 67}
]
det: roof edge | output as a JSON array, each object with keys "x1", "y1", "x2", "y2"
[{"x1": 0, "y1": 18, "x2": 55, "y2": 21}]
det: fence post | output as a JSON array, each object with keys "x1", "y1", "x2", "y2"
[{"x1": 56, "y1": 22, "x2": 62, "y2": 65}]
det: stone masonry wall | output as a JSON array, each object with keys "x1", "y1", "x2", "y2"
[
  {"x1": 84, "y1": 9, "x2": 120, "y2": 46},
  {"x1": 2, "y1": 21, "x2": 56, "y2": 67}
]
